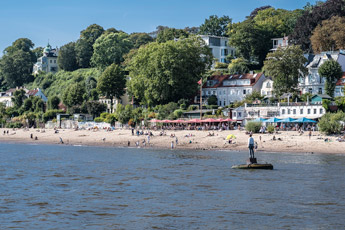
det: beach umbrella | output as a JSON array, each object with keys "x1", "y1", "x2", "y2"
[
  {"x1": 263, "y1": 117, "x2": 282, "y2": 123},
  {"x1": 294, "y1": 117, "x2": 316, "y2": 123},
  {"x1": 221, "y1": 118, "x2": 234, "y2": 122},
  {"x1": 226, "y1": 134, "x2": 237, "y2": 140},
  {"x1": 253, "y1": 117, "x2": 267, "y2": 122},
  {"x1": 149, "y1": 119, "x2": 162, "y2": 123},
  {"x1": 172, "y1": 119, "x2": 186, "y2": 123},
  {"x1": 279, "y1": 117, "x2": 297, "y2": 123},
  {"x1": 202, "y1": 118, "x2": 218, "y2": 123},
  {"x1": 187, "y1": 119, "x2": 202, "y2": 123},
  {"x1": 161, "y1": 120, "x2": 173, "y2": 123}
]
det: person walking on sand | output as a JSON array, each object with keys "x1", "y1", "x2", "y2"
[
  {"x1": 309, "y1": 130, "x2": 312, "y2": 140},
  {"x1": 248, "y1": 134, "x2": 255, "y2": 158},
  {"x1": 171, "y1": 141, "x2": 174, "y2": 149}
]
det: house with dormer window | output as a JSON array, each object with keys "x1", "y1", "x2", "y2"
[
  {"x1": 299, "y1": 51, "x2": 345, "y2": 96},
  {"x1": 202, "y1": 73, "x2": 266, "y2": 106}
]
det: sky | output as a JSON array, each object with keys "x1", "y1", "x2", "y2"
[{"x1": 0, "y1": 0, "x2": 319, "y2": 53}]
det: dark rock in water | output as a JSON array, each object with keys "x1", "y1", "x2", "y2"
[{"x1": 232, "y1": 163, "x2": 273, "y2": 170}]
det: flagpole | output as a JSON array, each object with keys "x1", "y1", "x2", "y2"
[{"x1": 200, "y1": 78, "x2": 202, "y2": 119}]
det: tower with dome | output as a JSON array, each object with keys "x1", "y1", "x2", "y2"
[{"x1": 33, "y1": 43, "x2": 59, "y2": 74}]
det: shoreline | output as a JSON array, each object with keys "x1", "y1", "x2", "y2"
[{"x1": 0, "y1": 128, "x2": 344, "y2": 155}]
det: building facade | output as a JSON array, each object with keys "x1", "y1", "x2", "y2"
[
  {"x1": 299, "y1": 51, "x2": 345, "y2": 97},
  {"x1": 199, "y1": 35, "x2": 236, "y2": 66},
  {"x1": 33, "y1": 44, "x2": 59, "y2": 74},
  {"x1": 202, "y1": 73, "x2": 266, "y2": 107}
]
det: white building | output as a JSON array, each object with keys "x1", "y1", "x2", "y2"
[
  {"x1": 99, "y1": 94, "x2": 131, "y2": 113},
  {"x1": 299, "y1": 51, "x2": 345, "y2": 96},
  {"x1": 261, "y1": 78, "x2": 274, "y2": 98},
  {"x1": 0, "y1": 87, "x2": 48, "y2": 107},
  {"x1": 202, "y1": 73, "x2": 266, "y2": 107},
  {"x1": 199, "y1": 35, "x2": 236, "y2": 66},
  {"x1": 270, "y1": 36, "x2": 289, "y2": 52},
  {"x1": 233, "y1": 102, "x2": 325, "y2": 125},
  {"x1": 33, "y1": 43, "x2": 59, "y2": 74}
]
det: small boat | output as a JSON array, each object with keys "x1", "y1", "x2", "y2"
[{"x1": 231, "y1": 163, "x2": 273, "y2": 170}]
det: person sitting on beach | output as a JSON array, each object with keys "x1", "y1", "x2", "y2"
[{"x1": 272, "y1": 135, "x2": 276, "y2": 141}]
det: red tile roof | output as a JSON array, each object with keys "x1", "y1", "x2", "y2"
[
  {"x1": 336, "y1": 72, "x2": 345, "y2": 86},
  {"x1": 27, "y1": 89, "x2": 38, "y2": 96}
]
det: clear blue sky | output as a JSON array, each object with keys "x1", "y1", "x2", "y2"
[{"x1": 0, "y1": 0, "x2": 318, "y2": 53}]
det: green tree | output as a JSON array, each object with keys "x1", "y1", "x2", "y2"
[
  {"x1": 318, "y1": 111, "x2": 345, "y2": 134},
  {"x1": 58, "y1": 42, "x2": 78, "y2": 71},
  {"x1": 86, "y1": 101, "x2": 107, "y2": 118},
  {"x1": 91, "y1": 32, "x2": 133, "y2": 69},
  {"x1": 228, "y1": 58, "x2": 250, "y2": 74},
  {"x1": 318, "y1": 60, "x2": 343, "y2": 97},
  {"x1": 12, "y1": 89, "x2": 27, "y2": 108},
  {"x1": 263, "y1": 45, "x2": 308, "y2": 96},
  {"x1": 75, "y1": 24, "x2": 105, "y2": 68},
  {"x1": 199, "y1": 15, "x2": 232, "y2": 36},
  {"x1": 127, "y1": 37, "x2": 212, "y2": 106},
  {"x1": 290, "y1": 0, "x2": 345, "y2": 52},
  {"x1": 62, "y1": 83, "x2": 86, "y2": 108},
  {"x1": 207, "y1": 95, "x2": 218, "y2": 105},
  {"x1": 23, "y1": 98, "x2": 33, "y2": 111},
  {"x1": 129, "y1": 33, "x2": 154, "y2": 49},
  {"x1": 97, "y1": 64, "x2": 126, "y2": 112},
  {"x1": 0, "y1": 50, "x2": 34, "y2": 88},
  {"x1": 156, "y1": 28, "x2": 189, "y2": 43},
  {"x1": 48, "y1": 95, "x2": 60, "y2": 110},
  {"x1": 75, "y1": 39, "x2": 93, "y2": 68},
  {"x1": 32, "y1": 47, "x2": 44, "y2": 60}
]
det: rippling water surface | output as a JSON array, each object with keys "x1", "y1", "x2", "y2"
[{"x1": 1, "y1": 143, "x2": 345, "y2": 229}]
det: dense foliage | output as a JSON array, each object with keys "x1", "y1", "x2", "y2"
[
  {"x1": 245, "y1": 121, "x2": 262, "y2": 133},
  {"x1": 263, "y1": 45, "x2": 307, "y2": 96},
  {"x1": 127, "y1": 37, "x2": 212, "y2": 106},
  {"x1": 318, "y1": 60, "x2": 343, "y2": 97},
  {"x1": 318, "y1": 111, "x2": 345, "y2": 134},
  {"x1": 199, "y1": 15, "x2": 232, "y2": 37}
]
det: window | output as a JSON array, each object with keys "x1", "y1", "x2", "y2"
[
  {"x1": 293, "y1": 109, "x2": 296, "y2": 114},
  {"x1": 314, "y1": 109, "x2": 317, "y2": 114},
  {"x1": 320, "y1": 108, "x2": 323, "y2": 114},
  {"x1": 308, "y1": 109, "x2": 311, "y2": 114},
  {"x1": 309, "y1": 88, "x2": 313, "y2": 94},
  {"x1": 54, "y1": 60, "x2": 56, "y2": 63},
  {"x1": 243, "y1": 89, "x2": 246, "y2": 95},
  {"x1": 234, "y1": 112, "x2": 237, "y2": 117},
  {"x1": 224, "y1": 101, "x2": 226, "y2": 106},
  {"x1": 300, "y1": 109, "x2": 303, "y2": 114},
  {"x1": 266, "y1": 82, "x2": 271, "y2": 88},
  {"x1": 219, "y1": 91, "x2": 221, "y2": 95},
  {"x1": 282, "y1": 109, "x2": 285, "y2": 115},
  {"x1": 224, "y1": 41, "x2": 228, "y2": 46},
  {"x1": 238, "y1": 112, "x2": 242, "y2": 117},
  {"x1": 288, "y1": 109, "x2": 291, "y2": 115},
  {"x1": 318, "y1": 88, "x2": 322, "y2": 94},
  {"x1": 50, "y1": 60, "x2": 52, "y2": 63}
]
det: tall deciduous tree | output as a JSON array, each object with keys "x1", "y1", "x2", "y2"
[
  {"x1": 311, "y1": 16, "x2": 345, "y2": 53},
  {"x1": 48, "y1": 95, "x2": 61, "y2": 110},
  {"x1": 62, "y1": 83, "x2": 86, "y2": 108},
  {"x1": 58, "y1": 42, "x2": 78, "y2": 71},
  {"x1": 12, "y1": 89, "x2": 27, "y2": 108},
  {"x1": 199, "y1": 15, "x2": 232, "y2": 37},
  {"x1": 97, "y1": 64, "x2": 126, "y2": 112},
  {"x1": 290, "y1": 0, "x2": 345, "y2": 52},
  {"x1": 156, "y1": 28, "x2": 189, "y2": 43},
  {"x1": 91, "y1": 32, "x2": 133, "y2": 69},
  {"x1": 127, "y1": 37, "x2": 212, "y2": 106},
  {"x1": 75, "y1": 24, "x2": 105, "y2": 68},
  {"x1": 129, "y1": 33, "x2": 154, "y2": 49},
  {"x1": 263, "y1": 45, "x2": 307, "y2": 96},
  {"x1": 228, "y1": 58, "x2": 250, "y2": 74},
  {"x1": 318, "y1": 60, "x2": 343, "y2": 97}
]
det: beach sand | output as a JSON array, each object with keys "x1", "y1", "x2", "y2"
[{"x1": 0, "y1": 128, "x2": 344, "y2": 155}]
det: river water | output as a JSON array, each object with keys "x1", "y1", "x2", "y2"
[{"x1": 0, "y1": 143, "x2": 345, "y2": 229}]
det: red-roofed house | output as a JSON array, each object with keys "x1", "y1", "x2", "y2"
[
  {"x1": 202, "y1": 73, "x2": 266, "y2": 106},
  {"x1": 26, "y1": 88, "x2": 48, "y2": 102}
]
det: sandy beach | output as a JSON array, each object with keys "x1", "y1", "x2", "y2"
[{"x1": 0, "y1": 128, "x2": 344, "y2": 155}]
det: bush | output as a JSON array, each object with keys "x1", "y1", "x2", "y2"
[
  {"x1": 245, "y1": 122, "x2": 262, "y2": 133},
  {"x1": 173, "y1": 109, "x2": 184, "y2": 118},
  {"x1": 267, "y1": 125, "x2": 275, "y2": 133},
  {"x1": 94, "y1": 117, "x2": 104, "y2": 122},
  {"x1": 318, "y1": 112, "x2": 345, "y2": 135},
  {"x1": 187, "y1": 105, "x2": 199, "y2": 111},
  {"x1": 6, "y1": 122, "x2": 23, "y2": 128},
  {"x1": 215, "y1": 62, "x2": 228, "y2": 69}
]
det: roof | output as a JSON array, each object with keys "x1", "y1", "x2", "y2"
[
  {"x1": 311, "y1": 94, "x2": 332, "y2": 99},
  {"x1": 27, "y1": 89, "x2": 38, "y2": 96},
  {"x1": 307, "y1": 51, "x2": 343, "y2": 69},
  {"x1": 336, "y1": 72, "x2": 345, "y2": 86},
  {"x1": 203, "y1": 73, "x2": 264, "y2": 88}
]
